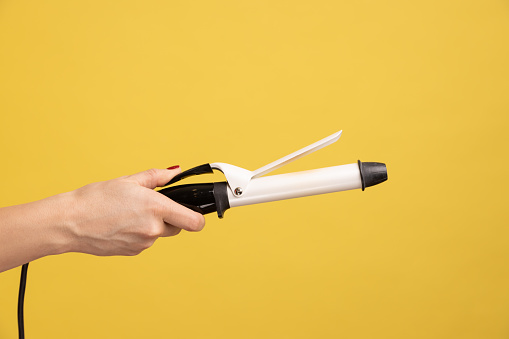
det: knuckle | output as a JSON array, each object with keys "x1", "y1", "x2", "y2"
[
  {"x1": 146, "y1": 168, "x2": 160, "y2": 186},
  {"x1": 144, "y1": 222, "x2": 162, "y2": 238},
  {"x1": 146, "y1": 168, "x2": 159, "y2": 177},
  {"x1": 150, "y1": 199, "x2": 165, "y2": 217}
]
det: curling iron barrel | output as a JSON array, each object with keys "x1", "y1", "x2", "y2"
[{"x1": 228, "y1": 161, "x2": 386, "y2": 207}]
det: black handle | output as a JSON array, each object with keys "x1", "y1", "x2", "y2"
[
  {"x1": 162, "y1": 164, "x2": 214, "y2": 187},
  {"x1": 158, "y1": 182, "x2": 230, "y2": 218}
]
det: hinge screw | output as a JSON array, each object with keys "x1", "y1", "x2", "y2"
[{"x1": 234, "y1": 187, "x2": 243, "y2": 196}]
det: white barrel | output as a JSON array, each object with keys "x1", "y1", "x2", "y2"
[{"x1": 227, "y1": 163, "x2": 362, "y2": 207}]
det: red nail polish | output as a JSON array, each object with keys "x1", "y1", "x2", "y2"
[{"x1": 167, "y1": 165, "x2": 180, "y2": 170}]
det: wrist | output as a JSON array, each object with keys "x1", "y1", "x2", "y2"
[{"x1": 41, "y1": 191, "x2": 79, "y2": 256}]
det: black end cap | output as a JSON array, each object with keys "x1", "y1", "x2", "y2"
[{"x1": 358, "y1": 160, "x2": 388, "y2": 191}]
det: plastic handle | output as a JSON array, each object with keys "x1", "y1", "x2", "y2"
[
  {"x1": 158, "y1": 182, "x2": 230, "y2": 218},
  {"x1": 161, "y1": 164, "x2": 213, "y2": 187}
]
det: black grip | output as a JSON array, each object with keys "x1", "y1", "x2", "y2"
[{"x1": 158, "y1": 182, "x2": 230, "y2": 218}]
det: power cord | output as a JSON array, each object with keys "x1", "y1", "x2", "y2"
[{"x1": 18, "y1": 263, "x2": 29, "y2": 339}]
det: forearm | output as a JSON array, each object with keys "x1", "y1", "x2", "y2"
[{"x1": 0, "y1": 192, "x2": 73, "y2": 273}]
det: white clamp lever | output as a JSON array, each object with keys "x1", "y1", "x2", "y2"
[{"x1": 211, "y1": 130, "x2": 342, "y2": 197}]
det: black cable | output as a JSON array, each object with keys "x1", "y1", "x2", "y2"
[{"x1": 18, "y1": 263, "x2": 29, "y2": 339}]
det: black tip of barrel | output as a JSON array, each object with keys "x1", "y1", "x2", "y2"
[{"x1": 358, "y1": 160, "x2": 388, "y2": 191}]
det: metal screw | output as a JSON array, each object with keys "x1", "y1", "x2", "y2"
[{"x1": 234, "y1": 187, "x2": 243, "y2": 196}]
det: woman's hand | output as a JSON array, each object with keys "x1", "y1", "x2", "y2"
[
  {"x1": 0, "y1": 167, "x2": 205, "y2": 272},
  {"x1": 65, "y1": 167, "x2": 205, "y2": 256}
]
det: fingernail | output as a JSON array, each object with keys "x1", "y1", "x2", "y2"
[{"x1": 167, "y1": 165, "x2": 180, "y2": 170}]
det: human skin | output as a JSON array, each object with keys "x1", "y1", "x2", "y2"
[{"x1": 0, "y1": 167, "x2": 205, "y2": 273}]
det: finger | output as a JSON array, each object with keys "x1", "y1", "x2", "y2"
[
  {"x1": 155, "y1": 195, "x2": 205, "y2": 232},
  {"x1": 125, "y1": 167, "x2": 181, "y2": 189},
  {"x1": 160, "y1": 223, "x2": 182, "y2": 237}
]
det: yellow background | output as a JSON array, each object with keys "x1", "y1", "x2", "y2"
[{"x1": 1, "y1": 1, "x2": 508, "y2": 338}]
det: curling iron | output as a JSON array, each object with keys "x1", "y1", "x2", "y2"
[
  {"x1": 16, "y1": 130, "x2": 388, "y2": 339},
  {"x1": 157, "y1": 130, "x2": 388, "y2": 217}
]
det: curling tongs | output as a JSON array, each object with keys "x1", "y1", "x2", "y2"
[{"x1": 158, "y1": 130, "x2": 388, "y2": 218}]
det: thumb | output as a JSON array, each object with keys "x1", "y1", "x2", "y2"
[{"x1": 125, "y1": 166, "x2": 181, "y2": 189}]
